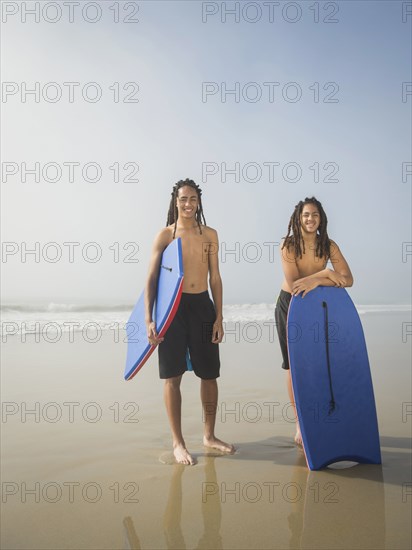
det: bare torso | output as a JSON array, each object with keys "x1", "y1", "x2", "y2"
[
  {"x1": 164, "y1": 224, "x2": 216, "y2": 293},
  {"x1": 281, "y1": 241, "x2": 328, "y2": 292}
]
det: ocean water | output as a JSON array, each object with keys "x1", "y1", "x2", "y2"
[{"x1": 1, "y1": 302, "x2": 410, "y2": 336}]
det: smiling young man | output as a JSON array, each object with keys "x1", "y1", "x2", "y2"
[
  {"x1": 275, "y1": 197, "x2": 353, "y2": 445},
  {"x1": 145, "y1": 179, "x2": 234, "y2": 465}
]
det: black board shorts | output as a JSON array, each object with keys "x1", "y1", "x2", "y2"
[
  {"x1": 158, "y1": 291, "x2": 220, "y2": 380},
  {"x1": 274, "y1": 289, "x2": 292, "y2": 370}
]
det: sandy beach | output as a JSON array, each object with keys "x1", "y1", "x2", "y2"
[
  {"x1": 3, "y1": 0, "x2": 411, "y2": 547},
  {"x1": 1, "y1": 309, "x2": 411, "y2": 549}
]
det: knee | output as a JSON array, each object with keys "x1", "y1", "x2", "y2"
[
  {"x1": 164, "y1": 376, "x2": 182, "y2": 390},
  {"x1": 201, "y1": 378, "x2": 217, "y2": 387}
]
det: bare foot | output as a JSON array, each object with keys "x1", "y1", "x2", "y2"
[
  {"x1": 173, "y1": 443, "x2": 196, "y2": 465},
  {"x1": 203, "y1": 436, "x2": 235, "y2": 454},
  {"x1": 294, "y1": 428, "x2": 303, "y2": 446}
]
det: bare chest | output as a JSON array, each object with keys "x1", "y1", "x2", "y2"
[
  {"x1": 174, "y1": 232, "x2": 210, "y2": 272},
  {"x1": 296, "y1": 248, "x2": 327, "y2": 277}
]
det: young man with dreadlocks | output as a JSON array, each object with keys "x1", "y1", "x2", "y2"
[
  {"x1": 275, "y1": 197, "x2": 353, "y2": 446},
  {"x1": 145, "y1": 179, "x2": 234, "y2": 465}
]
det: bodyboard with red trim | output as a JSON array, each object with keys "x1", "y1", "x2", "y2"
[{"x1": 124, "y1": 238, "x2": 184, "y2": 380}]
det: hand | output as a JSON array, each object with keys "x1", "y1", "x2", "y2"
[
  {"x1": 292, "y1": 277, "x2": 320, "y2": 298},
  {"x1": 146, "y1": 321, "x2": 164, "y2": 347},
  {"x1": 327, "y1": 269, "x2": 347, "y2": 287},
  {"x1": 212, "y1": 318, "x2": 224, "y2": 343}
]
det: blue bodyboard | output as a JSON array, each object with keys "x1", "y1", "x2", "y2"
[
  {"x1": 287, "y1": 287, "x2": 381, "y2": 470},
  {"x1": 124, "y1": 239, "x2": 184, "y2": 380}
]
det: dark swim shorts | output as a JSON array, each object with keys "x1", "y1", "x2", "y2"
[
  {"x1": 158, "y1": 291, "x2": 220, "y2": 380},
  {"x1": 274, "y1": 289, "x2": 292, "y2": 370}
]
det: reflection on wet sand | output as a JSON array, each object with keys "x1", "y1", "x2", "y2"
[
  {"x1": 162, "y1": 457, "x2": 222, "y2": 550},
  {"x1": 123, "y1": 456, "x2": 222, "y2": 550},
  {"x1": 196, "y1": 457, "x2": 222, "y2": 550},
  {"x1": 122, "y1": 445, "x2": 386, "y2": 550},
  {"x1": 163, "y1": 463, "x2": 186, "y2": 550},
  {"x1": 123, "y1": 516, "x2": 141, "y2": 550},
  {"x1": 302, "y1": 466, "x2": 385, "y2": 549},
  {"x1": 231, "y1": 435, "x2": 387, "y2": 549},
  {"x1": 287, "y1": 455, "x2": 385, "y2": 549}
]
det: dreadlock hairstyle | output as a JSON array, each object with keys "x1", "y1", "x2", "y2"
[
  {"x1": 282, "y1": 197, "x2": 331, "y2": 260},
  {"x1": 166, "y1": 179, "x2": 207, "y2": 238}
]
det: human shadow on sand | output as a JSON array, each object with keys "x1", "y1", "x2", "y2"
[{"x1": 230, "y1": 433, "x2": 412, "y2": 495}]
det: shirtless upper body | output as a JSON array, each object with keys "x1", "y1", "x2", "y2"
[
  {"x1": 280, "y1": 203, "x2": 353, "y2": 297},
  {"x1": 144, "y1": 185, "x2": 223, "y2": 345}
]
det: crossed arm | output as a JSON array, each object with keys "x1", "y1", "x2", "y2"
[{"x1": 281, "y1": 241, "x2": 354, "y2": 298}]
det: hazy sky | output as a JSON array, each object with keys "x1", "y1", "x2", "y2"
[{"x1": 1, "y1": 0, "x2": 411, "y2": 305}]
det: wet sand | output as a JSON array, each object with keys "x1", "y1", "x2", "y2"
[{"x1": 1, "y1": 311, "x2": 411, "y2": 549}]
